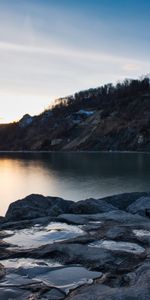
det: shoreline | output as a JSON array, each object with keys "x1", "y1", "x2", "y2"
[
  {"x1": 1, "y1": 191, "x2": 150, "y2": 218},
  {"x1": 0, "y1": 150, "x2": 150, "y2": 155}
]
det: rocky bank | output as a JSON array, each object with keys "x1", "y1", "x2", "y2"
[{"x1": 0, "y1": 192, "x2": 150, "y2": 299}]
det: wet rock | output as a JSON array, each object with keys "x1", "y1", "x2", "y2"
[
  {"x1": 102, "y1": 192, "x2": 150, "y2": 210},
  {"x1": 0, "y1": 287, "x2": 31, "y2": 300},
  {"x1": 106, "y1": 226, "x2": 127, "y2": 239},
  {"x1": 0, "y1": 217, "x2": 4, "y2": 224},
  {"x1": 57, "y1": 210, "x2": 149, "y2": 227},
  {"x1": 0, "y1": 264, "x2": 5, "y2": 279},
  {"x1": 57, "y1": 214, "x2": 90, "y2": 225},
  {"x1": 65, "y1": 264, "x2": 150, "y2": 300},
  {"x1": 69, "y1": 199, "x2": 118, "y2": 214},
  {"x1": 5, "y1": 194, "x2": 74, "y2": 221},
  {"x1": 28, "y1": 243, "x2": 116, "y2": 271},
  {"x1": 0, "y1": 258, "x2": 62, "y2": 269},
  {"x1": 0, "y1": 192, "x2": 150, "y2": 300},
  {"x1": 64, "y1": 281, "x2": 150, "y2": 300},
  {"x1": 89, "y1": 240, "x2": 145, "y2": 254},
  {"x1": 127, "y1": 196, "x2": 150, "y2": 217},
  {"x1": 42, "y1": 288, "x2": 65, "y2": 299},
  {"x1": 32, "y1": 266, "x2": 102, "y2": 293},
  {"x1": 0, "y1": 273, "x2": 40, "y2": 287},
  {"x1": 124, "y1": 263, "x2": 150, "y2": 287},
  {"x1": 91, "y1": 210, "x2": 149, "y2": 224},
  {"x1": 0, "y1": 216, "x2": 54, "y2": 230},
  {"x1": 4, "y1": 222, "x2": 84, "y2": 249},
  {"x1": 133, "y1": 229, "x2": 150, "y2": 245}
]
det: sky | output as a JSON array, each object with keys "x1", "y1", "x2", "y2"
[{"x1": 0, "y1": 0, "x2": 150, "y2": 123}]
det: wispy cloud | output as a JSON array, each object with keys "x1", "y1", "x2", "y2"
[
  {"x1": 0, "y1": 41, "x2": 148, "y2": 67},
  {"x1": 0, "y1": 0, "x2": 150, "y2": 122}
]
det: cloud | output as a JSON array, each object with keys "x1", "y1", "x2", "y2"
[
  {"x1": 123, "y1": 63, "x2": 140, "y2": 72},
  {"x1": 0, "y1": 0, "x2": 150, "y2": 123},
  {"x1": 0, "y1": 41, "x2": 147, "y2": 67}
]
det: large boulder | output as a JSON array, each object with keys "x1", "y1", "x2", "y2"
[
  {"x1": 5, "y1": 195, "x2": 118, "y2": 223},
  {"x1": 5, "y1": 194, "x2": 74, "y2": 221},
  {"x1": 127, "y1": 196, "x2": 150, "y2": 217},
  {"x1": 103, "y1": 192, "x2": 150, "y2": 210}
]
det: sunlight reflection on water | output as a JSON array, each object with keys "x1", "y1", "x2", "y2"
[{"x1": 0, "y1": 152, "x2": 150, "y2": 216}]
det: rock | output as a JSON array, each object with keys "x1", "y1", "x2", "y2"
[
  {"x1": 57, "y1": 214, "x2": 90, "y2": 225},
  {"x1": 28, "y1": 243, "x2": 116, "y2": 271},
  {"x1": 0, "y1": 264, "x2": 5, "y2": 279},
  {"x1": 81, "y1": 210, "x2": 149, "y2": 225},
  {"x1": 5, "y1": 193, "x2": 150, "y2": 224},
  {"x1": 65, "y1": 281, "x2": 150, "y2": 300},
  {"x1": 133, "y1": 229, "x2": 150, "y2": 245},
  {"x1": 42, "y1": 288, "x2": 65, "y2": 299},
  {"x1": 5, "y1": 194, "x2": 74, "y2": 221},
  {"x1": 106, "y1": 226, "x2": 127, "y2": 239},
  {"x1": 103, "y1": 192, "x2": 150, "y2": 210},
  {"x1": 0, "y1": 217, "x2": 4, "y2": 224},
  {"x1": 65, "y1": 264, "x2": 150, "y2": 300},
  {"x1": 0, "y1": 273, "x2": 39, "y2": 287},
  {"x1": 32, "y1": 266, "x2": 102, "y2": 293},
  {"x1": 0, "y1": 287, "x2": 31, "y2": 299},
  {"x1": 89, "y1": 240, "x2": 145, "y2": 254},
  {"x1": 1, "y1": 192, "x2": 150, "y2": 300},
  {"x1": 127, "y1": 196, "x2": 150, "y2": 217},
  {"x1": 69, "y1": 199, "x2": 118, "y2": 214},
  {"x1": 4, "y1": 222, "x2": 84, "y2": 249}
]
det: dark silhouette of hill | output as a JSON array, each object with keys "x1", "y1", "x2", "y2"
[{"x1": 0, "y1": 76, "x2": 150, "y2": 151}]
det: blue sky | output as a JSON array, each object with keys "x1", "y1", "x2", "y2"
[{"x1": 0, "y1": 0, "x2": 150, "y2": 122}]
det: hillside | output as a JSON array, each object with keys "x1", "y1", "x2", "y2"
[{"x1": 1, "y1": 76, "x2": 150, "y2": 151}]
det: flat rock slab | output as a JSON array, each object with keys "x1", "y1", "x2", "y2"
[
  {"x1": 33, "y1": 266, "x2": 102, "y2": 293},
  {"x1": 0, "y1": 192, "x2": 150, "y2": 299},
  {"x1": 0, "y1": 257, "x2": 62, "y2": 269},
  {"x1": 28, "y1": 243, "x2": 116, "y2": 270},
  {"x1": 4, "y1": 222, "x2": 84, "y2": 249},
  {"x1": 0, "y1": 273, "x2": 40, "y2": 287},
  {"x1": 0, "y1": 287, "x2": 31, "y2": 300},
  {"x1": 89, "y1": 240, "x2": 145, "y2": 254},
  {"x1": 65, "y1": 263, "x2": 150, "y2": 300}
]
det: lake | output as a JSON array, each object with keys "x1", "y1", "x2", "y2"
[{"x1": 0, "y1": 152, "x2": 150, "y2": 216}]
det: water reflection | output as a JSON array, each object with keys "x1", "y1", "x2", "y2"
[{"x1": 0, "y1": 152, "x2": 150, "y2": 216}]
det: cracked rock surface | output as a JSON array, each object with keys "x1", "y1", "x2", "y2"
[{"x1": 0, "y1": 192, "x2": 150, "y2": 299}]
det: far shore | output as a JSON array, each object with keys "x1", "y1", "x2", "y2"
[{"x1": 0, "y1": 150, "x2": 150, "y2": 155}]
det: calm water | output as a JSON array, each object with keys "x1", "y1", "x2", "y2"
[{"x1": 0, "y1": 152, "x2": 150, "y2": 216}]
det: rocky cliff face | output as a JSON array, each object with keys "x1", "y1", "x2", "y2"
[{"x1": 0, "y1": 77, "x2": 150, "y2": 151}]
